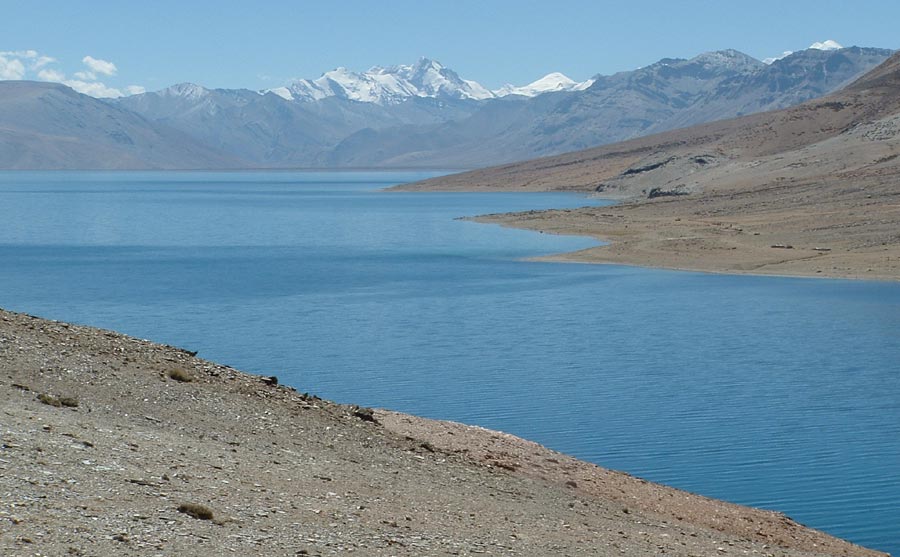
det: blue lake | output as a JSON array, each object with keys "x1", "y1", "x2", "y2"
[{"x1": 1, "y1": 171, "x2": 898, "y2": 554}]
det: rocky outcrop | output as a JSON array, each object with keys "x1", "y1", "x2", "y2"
[{"x1": 595, "y1": 152, "x2": 724, "y2": 198}]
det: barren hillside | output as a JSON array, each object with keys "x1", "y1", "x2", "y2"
[
  {"x1": 399, "y1": 53, "x2": 900, "y2": 280},
  {"x1": 0, "y1": 308, "x2": 887, "y2": 556}
]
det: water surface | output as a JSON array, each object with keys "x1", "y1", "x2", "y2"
[{"x1": 1, "y1": 171, "x2": 898, "y2": 553}]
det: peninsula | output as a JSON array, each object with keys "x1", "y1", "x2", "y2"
[{"x1": 396, "y1": 52, "x2": 900, "y2": 281}]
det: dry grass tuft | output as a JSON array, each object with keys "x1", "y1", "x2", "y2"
[
  {"x1": 38, "y1": 393, "x2": 80, "y2": 408},
  {"x1": 177, "y1": 503, "x2": 214, "y2": 520},
  {"x1": 38, "y1": 393, "x2": 62, "y2": 407},
  {"x1": 167, "y1": 368, "x2": 193, "y2": 382},
  {"x1": 58, "y1": 397, "x2": 79, "y2": 408}
]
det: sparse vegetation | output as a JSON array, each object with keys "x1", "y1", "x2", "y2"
[
  {"x1": 37, "y1": 393, "x2": 61, "y2": 407},
  {"x1": 351, "y1": 405, "x2": 377, "y2": 423},
  {"x1": 37, "y1": 393, "x2": 78, "y2": 407},
  {"x1": 177, "y1": 503, "x2": 214, "y2": 520},
  {"x1": 494, "y1": 461, "x2": 519, "y2": 472},
  {"x1": 167, "y1": 368, "x2": 193, "y2": 382}
]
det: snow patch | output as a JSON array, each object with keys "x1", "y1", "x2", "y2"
[
  {"x1": 271, "y1": 57, "x2": 497, "y2": 105},
  {"x1": 266, "y1": 57, "x2": 588, "y2": 104},
  {"x1": 689, "y1": 50, "x2": 763, "y2": 72},
  {"x1": 268, "y1": 87, "x2": 294, "y2": 101},
  {"x1": 494, "y1": 72, "x2": 594, "y2": 97},
  {"x1": 809, "y1": 39, "x2": 843, "y2": 51},
  {"x1": 161, "y1": 83, "x2": 210, "y2": 99},
  {"x1": 764, "y1": 40, "x2": 843, "y2": 65},
  {"x1": 763, "y1": 51, "x2": 793, "y2": 65}
]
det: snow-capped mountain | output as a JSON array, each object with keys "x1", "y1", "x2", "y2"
[
  {"x1": 763, "y1": 39, "x2": 844, "y2": 64},
  {"x1": 322, "y1": 46, "x2": 892, "y2": 167},
  {"x1": 267, "y1": 57, "x2": 596, "y2": 104},
  {"x1": 401, "y1": 58, "x2": 493, "y2": 100},
  {"x1": 21, "y1": 43, "x2": 886, "y2": 170},
  {"x1": 493, "y1": 72, "x2": 595, "y2": 97},
  {"x1": 271, "y1": 57, "x2": 494, "y2": 105}
]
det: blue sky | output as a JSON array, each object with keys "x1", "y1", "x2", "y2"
[{"x1": 1, "y1": 0, "x2": 898, "y2": 97}]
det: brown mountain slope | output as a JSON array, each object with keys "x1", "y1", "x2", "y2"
[
  {"x1": 398, "y1": 52, "x2": 900, "y2": 280},
  {"x1": 399, "y1": 52, "x2": 900, "y2": 193}
]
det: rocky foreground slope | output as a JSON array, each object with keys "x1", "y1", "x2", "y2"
[
  {"x1": 399, "y1": 52, "x2": 900, "y2": 281},
  {"x1": 0, "y1": 308, "x2": 886, "y2": 556}
]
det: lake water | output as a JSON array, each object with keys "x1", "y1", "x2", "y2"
[{"x1": 1, "y1": 171, "x2": 898, "y2": 554}]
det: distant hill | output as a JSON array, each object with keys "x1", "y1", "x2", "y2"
[
  {"x1": 336, "y1": 47, "x2": 893, "y2": 168},
  {"x1": 405, "y1": 50, "x2": 900, "y2": 195},
  {"x1": 0, "y1": 81, "x2": 237, "y2": 170},
  {"x1": 114, "y1": 82, "x2": 483, "y2": 168},
  {"x1": 0, "y1": 46, "x2": 893, "y2": 169}
]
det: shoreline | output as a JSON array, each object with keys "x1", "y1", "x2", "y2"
[
  {"x1": 465, "y1": 190, "x2": 900, "y2": 282},
  {"x1": 530, "y1": 253, "x2": 899, "y2": 282},
  {"x1": 0, "y1": 307, "x2": 888, "y2": 556}
]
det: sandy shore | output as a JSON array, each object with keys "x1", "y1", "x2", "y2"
[
  {"x1": 0, "y1": 308, "x2": 888, "y2": 556},
  {"x1": 425, "y1": 143, "x2": 900, "y2": 281},
  {"x1": 469, "y1": 173, "x2": 900, "y2": 281},
  {"x1": 401, "y1": 166, "x2": 900, "y2": 281}
]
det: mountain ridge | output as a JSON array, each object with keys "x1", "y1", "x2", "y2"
[
  {"x1": 327, "y1": 46, "x2": 893, "y2": 168},
  {"x1": 0, "y1": 44, "x2": 894, "y2": 169},
  {"x1": 400, "y1": 49, "x2": 900, "y2": 193},
  {"x1": 398, "y1": 51, "x2": 900, "y2": 280},
  {"x1": 266, "y1": 56, "x2": 591, "y2": 104},
  {"x1": 0, "y1": 81, "x2": 238, "y2": 169}
]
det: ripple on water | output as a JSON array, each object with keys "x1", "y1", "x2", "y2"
[{"x1": 0, "y1": 172, "x2": 898, "y2": 554}]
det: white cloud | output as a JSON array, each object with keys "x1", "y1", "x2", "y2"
[
  {"x1": 32, "y1": 55, "x2": 56, "y2": 69},
  {"x1": 1, "y1": 49, "x2": 143, "y2": 99},
  {"x1": 1, "y1": 49, "x2": 52, "y2": 80},
  {"x1": 0, "y1": 49, "x2": 38, "y2": 58},
  {"x1": 82, "y1": 55, "x2": 117, "y2": 76},
  {"x1": 0, "y1": 55, "x2": 26, "y2": 79},
  {"x1": 37, "y1": 68, "x2": 66, "y2": 82},
  {"x1": 63, "y1": 79, "x2": 123, "y2": 98}
]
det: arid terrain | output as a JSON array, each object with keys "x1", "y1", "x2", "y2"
[
  {"x1": 397, "y1": 53, "x2": 900, "y2": 281},
  {"x1": 3, "y1": 47, "x2": 898, "y2": 557},
  {"x1": 0, "y1": 308, "x2": 888, "y2": 556}
]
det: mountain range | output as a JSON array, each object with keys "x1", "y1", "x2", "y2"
[
  {"x1": 403, "y1": 49, "x2": 900, "y2": 280},
  {"x1": 0, "y1": 81, "x2": 232, "y2": 169},
  {"x1": 0, "y1": 42, "x2": 893, "y2": 169},
  {"x1": 267, "y1": 57, "x2": 594, "y2": 104}
]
